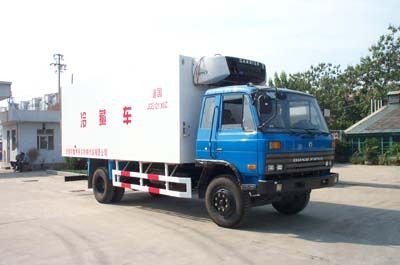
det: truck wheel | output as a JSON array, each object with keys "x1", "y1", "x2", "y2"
[
  {"x1": 205, "y1": 175, "x2": 250, "y2": 228},
  {"x1": 93, "y1": 167, "x2": 115, "y2": 203},
  {"x1": 272, "y1": 191, "x2": 310, "y2": 215},
  {"x1": 112, "y1": 187, "x2": 125, "y2": 203}
]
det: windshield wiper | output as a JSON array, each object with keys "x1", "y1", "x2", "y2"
[
  {"x1": 291, "y1": 127, "x2": 329, "y2": 135},
  {"x1": 304, "y1": 128, "x2": 330, "y2": 135},
  {"x1": 258, "y1": 121, "x2": 269, "y2": 130},
  {"x1": 259, "y1": 126, "x2": 304, "y2": 135},
  {"x1": 259, "y1": 125, "x2": 329, "y2": 136},
  {"x1": 289, "y1": 128, "x2": 313, "y2": 135},
  {"x1": 258, "y1": 124, "x2": 284, "y2": 132}
]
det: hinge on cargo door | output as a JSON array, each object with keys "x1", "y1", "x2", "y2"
[{"x1": 183, "y1": 122, "x2": 190, "y2": 137}]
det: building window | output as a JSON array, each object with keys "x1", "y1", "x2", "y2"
[
  {"x1": 11, "y1": 130, "x2": 16, "y2": 151},
  {"x1": 37, "y1": 129, "x2": 54, "y2": 150}
]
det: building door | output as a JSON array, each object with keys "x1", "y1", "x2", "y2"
[{"x1": 6, "y1": 130, "x2": 10, "y2": 162}]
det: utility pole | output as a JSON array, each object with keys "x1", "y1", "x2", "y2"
[{"x1": 50, "y1": 54, "x2": 67, "y2": 108}]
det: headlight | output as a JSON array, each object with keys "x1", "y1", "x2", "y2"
[
  {"x1": 267, "y1": 164, "x2": 275, "y2": 171},
  {"x1": 276, "y1": 164, "x2": 283, "y2": 171}
]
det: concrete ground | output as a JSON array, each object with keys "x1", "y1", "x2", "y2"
[{"x1": 0, "y1": 165, "x2": 399, "y2": 265}]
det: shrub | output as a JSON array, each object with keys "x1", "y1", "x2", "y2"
[
  {"x1": 350, "y1": 152, "x2": 364, "y2": 164},
  {"x1": 391, "y1": 144, "x2": 400, "y2": 165},
  {"x1": 27, "y1": 148, "x2": 40, "y2": 163},
  {"x1": 65, "y1": 157, "x2": 87, "y2": 170},
  {"x1": 362, "y1": 138, "x2": 379, "y2": 165},
  {"x1": 334, "y1": 141, "x2": 352, "y2": 162},
  {"x1": 383, "y1": 144, "x2": 400, "y2": 166},
  {"x1": 388, "y1": 144, "x2": 400, "y2": 156},
  {"x1": 378, "y1": 152, "x2": 390, "y2": 165}
]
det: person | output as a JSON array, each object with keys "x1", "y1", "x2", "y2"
[
  {"x1": 223, "y1": 109, "x2": 236, "y2": 124},
  {"x1": 11, "y1": 152, "x2": 29, "y2": 172}
]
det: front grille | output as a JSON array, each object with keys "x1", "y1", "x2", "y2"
[
  {"x1": 285, "y1": 161, "x2": 326, "y2": 169},
  {"x1": 265, "y1": 151, "x2": 334, "y2": 176}
]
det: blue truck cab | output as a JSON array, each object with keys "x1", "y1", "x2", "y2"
[{"x1": 195, "y1": 84, "x2": 338, "y2": 226}]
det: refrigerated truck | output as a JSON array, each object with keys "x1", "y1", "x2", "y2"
[{"x1": 63, "y1": 55, "x2": 338, "y2": 228}]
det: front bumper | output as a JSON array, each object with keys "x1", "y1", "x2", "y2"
[{"x1": 256, "y1": 173, "x2": 338, "y2": 195}]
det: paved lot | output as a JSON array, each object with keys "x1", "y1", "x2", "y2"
[{"x1": 0, "y1": 165, "x2": 399, "y2": 265}]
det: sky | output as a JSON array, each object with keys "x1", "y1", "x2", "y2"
[{"x1": 0, "y1": 0, "x2": 399, "y2": 103}]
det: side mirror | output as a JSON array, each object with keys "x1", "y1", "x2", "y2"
[
  {"x1": 276, "y1": 91, "x2": 287, "y2": 100},
  {"x1": 258, "y1": 95, "x2": 272, "y2": 114}
]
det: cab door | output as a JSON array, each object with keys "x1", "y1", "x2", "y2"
[
  {"x1": 214, "y1": 94, "x2": 259, "y2": 178},
  {"x1": 196, "y1": 95, "x2": 220, "y2": 160}
]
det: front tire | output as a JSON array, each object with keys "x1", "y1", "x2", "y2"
[
  {"x1": 272, "y1": 191, "x2": 310, "y2": 215},
  {"x1": 205, "y1": 175, "x2": 250, "y2": 228},
  {"x1": 93, "y1": 167, "x2": 115, "y2": 203}
]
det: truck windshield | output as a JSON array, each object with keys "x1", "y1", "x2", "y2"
[{"x1": 257, "y1": 91, "x2": 329, "y2": 134}]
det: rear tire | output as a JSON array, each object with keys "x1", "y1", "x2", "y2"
[
  {"x1": 112, "y1": 187, "x2": 125, "y2": 202},
  {"x1": 205, "y1": 175, "x2": 250, "y2": 228},
  {"x1": 93, "y1": 167, "x2": 115, "y2": 203},
  {"x1": 272, "y1": 191, "x2": 310, "y2": 215}
]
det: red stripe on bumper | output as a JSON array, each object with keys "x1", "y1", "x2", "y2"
[
  {"x1": 121, "y1": 183, "x2": 131, "y2": 189},
  {"x1": 121, "y1": 171, "x2": 130, "y2": 177},
  {"x1": 148, "y1": 174, "x2": 159, "y2": 181},
  {"x1": 149, "y1": 187, "x2": 160, "y2": 194}
]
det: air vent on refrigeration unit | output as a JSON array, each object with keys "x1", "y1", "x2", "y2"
[{"x1": 193, "y1": 55, "x2": 266, "y2": 86}]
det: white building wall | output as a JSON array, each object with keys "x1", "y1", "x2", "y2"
[
  {"x1": 17, "y1": 122, "x2": 63, "y2": 164},
  {"x1": 8, "y1": 109, "x2": 60, "y2": 122},
  {"x1": 0, "y1": 81, "x2": 11, "y2": 100},
  {"x1": 3, "y1": 122, "x2": 64, "y2": 164}
]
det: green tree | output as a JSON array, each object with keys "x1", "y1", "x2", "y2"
[
  {"x1": 341, "y1": 25, "x2": 400, "y2": 117},
  {"x1": 268, "y1": 25, "x2": 400, "y2": 130},
  {"x1": 343, "y1": 25, "x2": 400, "y2": 93},
  {"x1": 270, "y1": 71, "x2": 290, "y2": 88}
]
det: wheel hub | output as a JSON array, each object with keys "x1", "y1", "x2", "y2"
[
  {"x1": 95, "y1": 177, "x2": 105, "y2": 194},
  {"x1": 213, "y1": 188, "x2": 234, "y2": 216}
]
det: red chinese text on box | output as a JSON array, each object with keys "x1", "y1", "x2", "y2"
[
  {"x1": 99, "y1": 109, "x2": 106, "y2": 126},
  {"x1": 152, "y1": 88, "x2": 163, "y2": 98},
  {"x1": 123, "y1": 106, "x2": 132, "y2": 125},
  {"x1": 80, "y1": 112, "x2": 87, "y2": 128},
  {"x1": 147, "y1": 101, "x2": 168, "y2": 110},
  {"x1": 65, "y1": 148, "x2": 108, "y2": 157}
]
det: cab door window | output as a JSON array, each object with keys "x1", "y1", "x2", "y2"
[
  {"x1": 200, "y1": 97, "x2": 216, "y2": 129},
  {"x1": 242, "y1": 96, "x2": 255, "y2": 131},
  {"x1": 221, "y1": 94, "x2": 255, "y2": 131}
]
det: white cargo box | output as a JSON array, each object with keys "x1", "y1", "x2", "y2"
[{"x1": 62, "y1": 55, "x2": 205, "y2": 164}]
